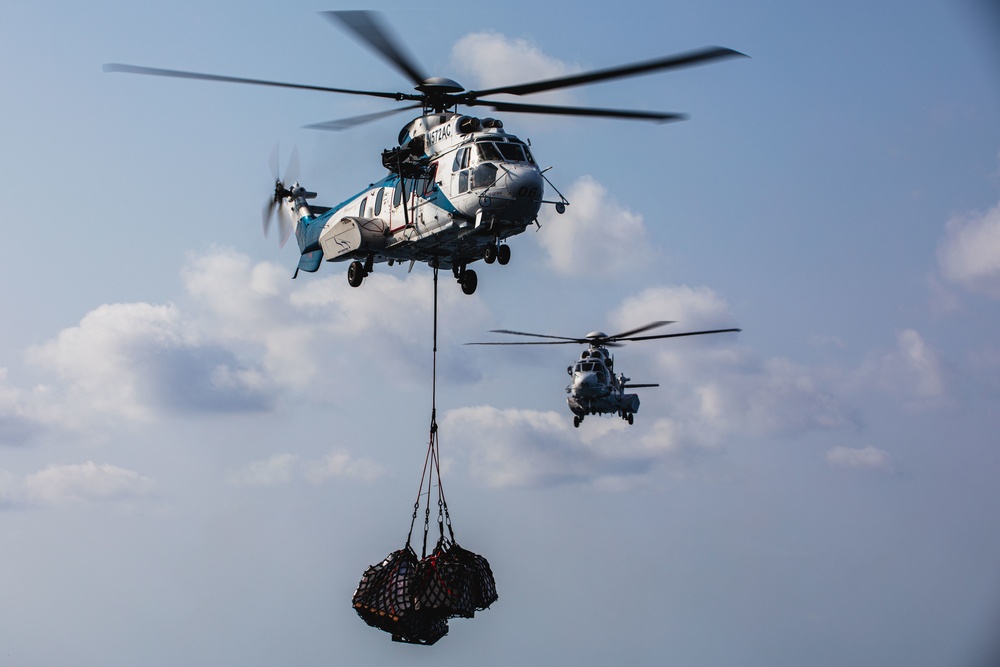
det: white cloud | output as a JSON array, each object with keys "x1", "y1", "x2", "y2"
[
  {"x1": 442, "y1": 406, "x2": 651, "y2": 488},
  {"x1": 937, "y1": 200, "x2": 1000, "y2": 298},
  {"x1": 10, "y1": 247, "x2": 488, "y2": 436},
  {"x1": 854, "y1": 329, "x2": 948, "y2": 409},
  {"x1": 229, "y1": 448, "x2": 384, "y2": 487},
  {"x1": 825, "y1": 445, "x2": 894, "y2": 473},
  {"x1": 0, "y1": 368, "x2": 46, "y2": 446},
  {"x1": 227, "y1": 453, "x2": 300, "y2": 487},
  {"x1": 1, "y1": 461, "x2": 157, "y2": 508},
  {"x1": 25, "y1": 300, "x2": 273, "y2": 424},
  {"x1": 450, "y1": 31, "x2": 578, "y2": 106},
  {"x1": 443, "y1": 285, "x2": 868, "y2": 489},
  {"x1": 536, "y1": 176, "x2": 654, "y2": 277},
  {"x1": 303, "y1": 449, "x2": 384, "y2": 484}
]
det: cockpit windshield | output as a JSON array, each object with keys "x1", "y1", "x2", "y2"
[{"x1": 476, "y1": 140, "x2": 535, "y2": 165}]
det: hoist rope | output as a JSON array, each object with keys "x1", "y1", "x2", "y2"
[{"x1": 406, "y1": 265, "x2": 452, "y2": 558}]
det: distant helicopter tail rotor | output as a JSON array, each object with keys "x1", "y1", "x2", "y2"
[{"x1": 263, "y1": 144, "x2": 301, "y2": 247}]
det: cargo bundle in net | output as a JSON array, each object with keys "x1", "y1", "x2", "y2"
[{"x1": 352, "y1": 268, "x2": 496, "y2": 645}]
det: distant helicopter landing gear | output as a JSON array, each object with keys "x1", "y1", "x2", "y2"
[
  {"x1": 497, "y1": 243, "x2": 511, "y2": 265},
  {"x1": 573, "y1": 414, "x2": 583, "y2": 428},
  {"x1": 484, "y1": 244, "x2": 497, "y2": 264},
  {"x1": 619, "y1": 411, "x2": 634, "y2": 425}
]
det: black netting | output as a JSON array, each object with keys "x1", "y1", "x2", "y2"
[
  {"x1": 449, "y1": 543, "x2": 498, "y2": 612},
  {"x1": 414, "y1": 541, "x2": 474, "y2": 619},
  {"x1": 352, "y1": 547, "x2": 419, "y2": 635}
]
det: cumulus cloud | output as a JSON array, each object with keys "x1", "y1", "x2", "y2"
[
  {"x1": 936, "y1": 200, "x2": 1000, "y2": 298},
  {"x1": 25, "y1": 300, "x2": 273, "y2": 424},
  {"x1": 9, "y1": 247, "x2": 487, "y2": 436},
  {"x1": 854, "y1": 329, "x2": 949, "y2": 409},
  {"x1": 826, "y1": 445, "x2": 894, "y2": 473},
  {"x1": 443, "y1": 285, "x2": 865, "y2": 489},
  {"x1": 303, "y1": 449, "x2": 385, "y2": 484},
  {"x1": 1, "y1": 462, "x2": 156, "y2": 508},
  {"x1": 226, "y1": 453, "x2": 300, "y2": 487},
  {"x1": 229, "y1": 448, "x2": 384, "y2": 487},
  {"x1": 450, "y1": 31, "x2": 578, "y2": 107},
  {"x1": 442, "y1": 406, "x2": 652, "y2": 489},
  {"x1": 0, "y1": 368, "x2": 46, "y2": 446},
  {"x1": 536, "y1": 176, "x2": 654, "y2": 277}
]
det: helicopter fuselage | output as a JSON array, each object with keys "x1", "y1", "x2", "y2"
[
  {"x1": 286, "y1": 112, "x2": 551, "y2": 292},
  {"x1": 565, "y1": 343, "x2": 644, "y2": 426}
]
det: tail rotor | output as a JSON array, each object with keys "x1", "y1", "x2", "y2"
[{"x1": 263, "y1": 144, "x2": 301, "y2": 247}]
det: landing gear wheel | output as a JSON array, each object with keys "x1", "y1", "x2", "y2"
[
  {"x1": 627, "y1": 413, "x2": 634, "y2": 425},
  {"x1": 484, "y1": 244, "x2": 497, "y2": 264},
  {"x1": 497, "y1": 244, "x2": 511, "y2": 265},
  {"x1": 347, "y1": 261, "x2": 366, "y2": 287},
  {"x1": 460, "y1": 269, "x2": 478, "y2": 295},
  {"x1": 573, "y1": 415, "x2": 581, "y2": 428}
]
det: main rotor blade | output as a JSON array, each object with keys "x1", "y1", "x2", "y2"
[
  {"x1": 466, "y1": 328, "x2": 587, "y2": 345},
  {"x1": 468, "y1": 98, "x2": 687, "y2": 123},
  {"x1": 604, "y1": 321, "x2": 675, "y2": 342},
  {"x1": 470, "y1": 46, "x2": 747, "y2": 98},
  {"x1": 102, "y1": 63, "x2": 412, "y2": 101},
  {"x1": 322, "y1": 10, "x2": 427, "y2": 88},
  {"x1": 304, "y1": 104, "x2": 422, "y2": 131},
  {"x1": 619, "y1": 327, "x2": 742, "y2": 343}
]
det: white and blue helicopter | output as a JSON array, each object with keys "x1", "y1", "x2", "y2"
[
  {"x1": 104, "y1": 11, "x2": 745, "y2": 294},
  {"x1": 468, "y1": 321, "x2": 741, "y2": 426}
]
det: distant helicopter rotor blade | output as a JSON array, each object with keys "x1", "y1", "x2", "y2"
[
  {"x1": 467, "y1": 324, "x2": 741, "y2": 346},
  {"x1": 102, "y1": 63, "x2": 412, "y2": 102},
  {"x1": 304, "y1": 104, "x2": 422, "y2": 131},
  {"x1": 469, "y1": 46, "x2": 747, "y2": 98},
  {"x1": 321, "y1": 10, "x2": 428, "y2": 88},
  {"x1": 469, "y1": 99, "x2": 687, "y2": 123}
]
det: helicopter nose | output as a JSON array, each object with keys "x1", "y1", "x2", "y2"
[
  {"x1": 504, "y1": 165, "x2": 543, "y2": 201},
  {"x1": 573, "y1": 371, "x2": 601, "y2": 397}
]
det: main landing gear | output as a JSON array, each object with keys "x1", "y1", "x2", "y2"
[
  {"x1": 347, "y1": 256, "x2": 373, "y2": 288},
  {"x1": 453, "y1": 264, "x2": 478, "y2": 295},
  {"x1": 483, "y1": 242, "x2": 511, "y2": 266}
]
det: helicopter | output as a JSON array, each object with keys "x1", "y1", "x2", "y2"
[
  {"x1": 468, "y1": 321, "x2": 741, "y2": 427},
  {"x1": 103, "y1": 10, "x2": 745, "y2": 294}
]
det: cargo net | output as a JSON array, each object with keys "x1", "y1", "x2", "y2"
[{"x1": 352, "y1": 268, "x2": 497, "y2": 645}]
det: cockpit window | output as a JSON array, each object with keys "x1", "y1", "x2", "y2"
[
  {"x1": 475, "y1": 140, "x2": 534, "y2": 164},
  {"x1": 476, "y1": 142, "x2": 503, "y2": 163},
  {"x1": 496, "y1": 143, "x2": 527, "y2": 162}
]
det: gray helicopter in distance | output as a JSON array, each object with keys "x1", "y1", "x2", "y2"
[{"x1": 468, "y1": 321, "x2": 741, "y2": 427}]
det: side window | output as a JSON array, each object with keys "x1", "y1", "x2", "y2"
[
  {"x1": 393, "y1": 181, "x2": 403, "y2": 207},
  {"x1": 422, "y1": 163, "x2": 438, "y2": 196},
  {"x1": 471, "y1": 163, "x2": 497, "y2": 189},
  {"x1": 374, "y1": 187, "x2": 384, "y2": 216},
  {"x1": 358, "y1": 197, "x2": 367, "y2": 217},
  {"x1": 452, "y1": 147, "x2": 470, "y2": 172},
  {"x1": 458, "y1": 170, "x2": 469, "y2": 193}
]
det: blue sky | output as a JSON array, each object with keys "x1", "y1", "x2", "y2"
[{"x1": 2, "y1": 1, "x2": 1000, "y2": 665}]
